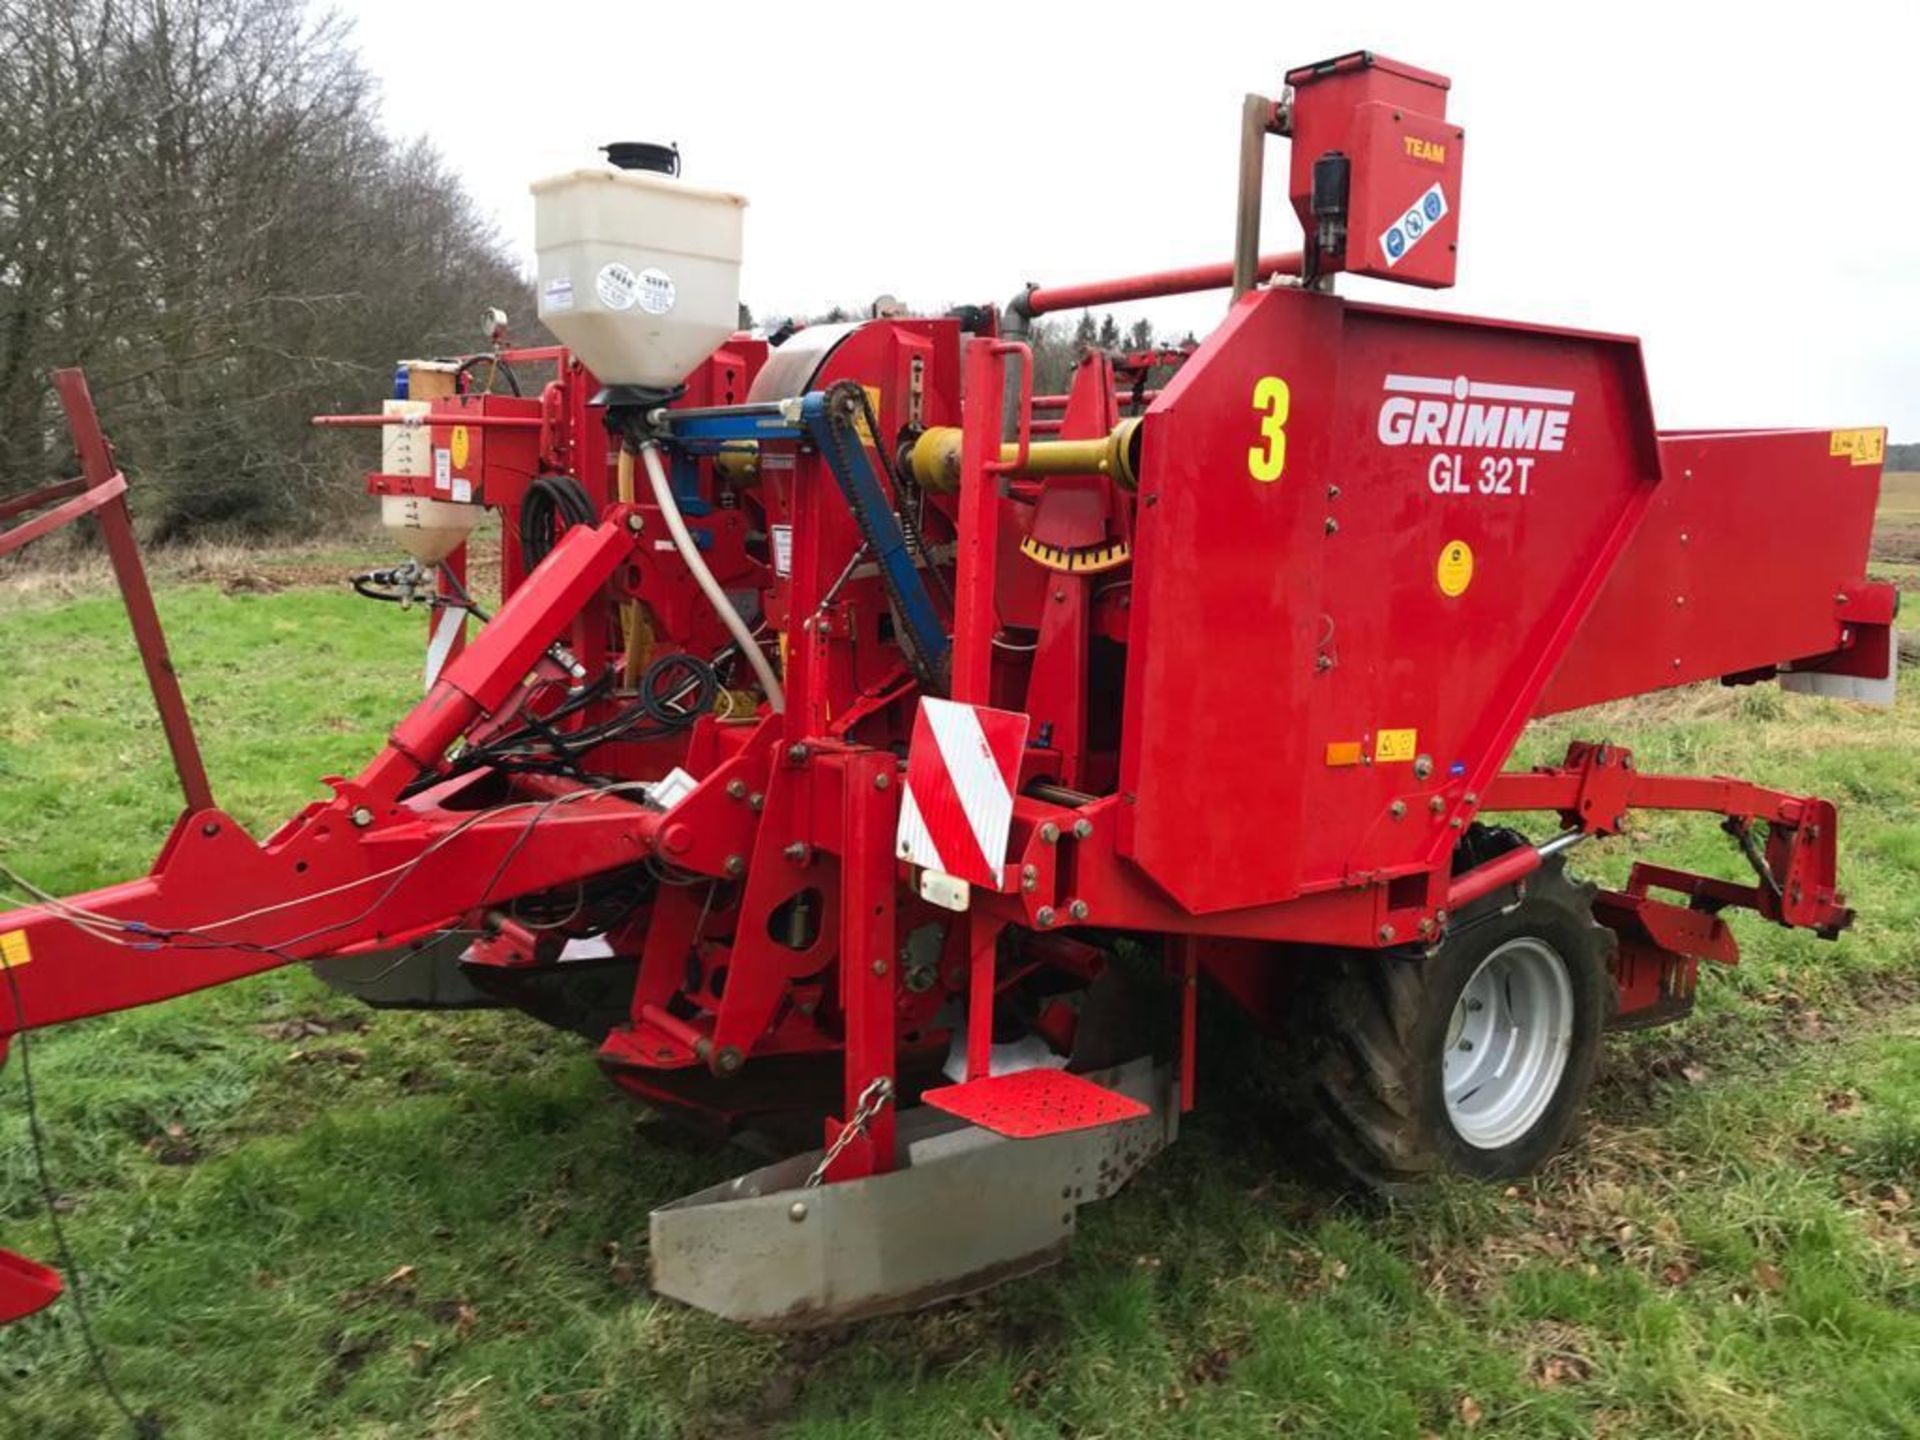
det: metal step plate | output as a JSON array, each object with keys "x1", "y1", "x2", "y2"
[{"x1": 921, "y1": 1067, "x2": 1150, "y2": 1138}]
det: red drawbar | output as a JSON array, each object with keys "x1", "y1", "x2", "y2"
[
  {"x1": 0, "y1": 1249, "x2": 62, "y2": 1323},
  {"x1": 922, "y1": 1068, "x2": 1149, "y2": 1139}
]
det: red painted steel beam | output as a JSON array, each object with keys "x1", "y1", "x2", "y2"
[
  {"x1": 1032, "y1": 389, "x2": 1161, "y2": 411},
  {"x1": 50, "y1": 370, "x2": 215, "y2": 815},
  {"x1": 0, "y1": 789, "x2": 664, "y2": 1038},
  {"x1": 1446, "y1": 845, "x2": 1544, "y2": 911},
  {"x1": 1483, "y1": 768, "x2": 1816, "y2": 825},
  {"x1": 1022, "y1": 252, "x2": 1302, "y2": 316},
  {"x1": 355, "y1": 516, "x2": 635, "y2": 802},
  {"x1": 311, "y1": 413, "x2": 540, "y2": 430},
  {"x1": 0, "y1": 473, "x2": 126, "y2": 559},
  {"x1": 0, "y1": 478, "x2": 84, "y2": 525}
]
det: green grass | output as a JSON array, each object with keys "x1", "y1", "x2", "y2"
[{"x1": 0, "y1": 564, "x2": 1915, "y2": 1438}]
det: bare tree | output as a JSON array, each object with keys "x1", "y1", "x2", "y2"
[{"x1": 0, "y1": 0, "x2": 529, "y2": 538}]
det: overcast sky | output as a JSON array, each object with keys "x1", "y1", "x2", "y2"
[{"x1": 343, "y1": 1, "x2": 1918, "y2": 439}]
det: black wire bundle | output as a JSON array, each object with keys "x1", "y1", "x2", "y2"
[
  {"x1": 519, "y1": 474, "x2": 597, "y2": 572},
  {"x1": 419, "y1": 651, "x2": 722, "y2": 794}
]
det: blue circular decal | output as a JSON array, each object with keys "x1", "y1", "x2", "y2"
[
  {"x1": 1384, "y1": 227, "x2": 1406, "y2": 258},
  {"x1": 1404, "y1": 210, "x2": 1425, "y2": 238},
  {"x1": 1423, "y1": 191, "x2": 1444, "y2": 221}
]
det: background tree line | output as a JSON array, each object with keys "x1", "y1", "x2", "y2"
[
  {"x1": 0, "y1": 0, "x2": 527, "y2": 539},
  {"x1": 0, "y1": 0, "x2": 1204, "y2": 547}
]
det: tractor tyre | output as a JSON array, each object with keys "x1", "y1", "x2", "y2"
[{"x1": 1293, "y1": 858, "x2": 1616, "y2": 1193}]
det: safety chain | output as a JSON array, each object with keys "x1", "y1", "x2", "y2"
[{"x1": 803, "y1": 1076, "x2": 894, "y2": 1188}]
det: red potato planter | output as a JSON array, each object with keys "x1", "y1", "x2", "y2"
[{"x1": 0, "y1": 50, "x2": 1895, "y2": 1327}]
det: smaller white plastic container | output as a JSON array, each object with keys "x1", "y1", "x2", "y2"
[{"x1": 533, "y1": 168, "x2": 746, "y2": 388}]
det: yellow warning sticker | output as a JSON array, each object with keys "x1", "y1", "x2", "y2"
[
  {"x1": 450, "y1": 424, "x2": 471, "y2": 470},
  {"x1": 1374, "y1": 729, "x2": 1418, "y2": 764},
  {"x1": 0, "y1": 930, "x2": 31, "y2": 969},
  {"x1": 1829, "y1": 428, "x2": 1885, "y2": 467},
  {"x1": 1436, "y1": 539, "x2": 1475, "y2": 598},
  {"x1": 852, "y1": 386, "x2": 884, "y2": 443}
]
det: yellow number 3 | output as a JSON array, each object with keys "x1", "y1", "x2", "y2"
[{"x1": 1248, "y1": 375, "x2": 1290, "y2": 483}]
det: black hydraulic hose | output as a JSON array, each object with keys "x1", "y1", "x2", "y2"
[
  {"x1": 520, "y1": 474, "x2": 597, "y2": 572},
  {"x1": 455, "y1": 353, "x2": 522, "y2": 397}
]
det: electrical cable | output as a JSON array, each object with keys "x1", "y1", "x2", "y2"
[
  {"x1": 2, "y1": 964, "x2": 163, "y2": 1438},
  {"x1": 636, "y1": 652, "x2": 718, "y2": 728}
]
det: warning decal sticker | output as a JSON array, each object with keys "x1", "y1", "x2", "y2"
[
  {"x1": 1379, "y1": 183, "x2": 1448, "y2": 269},
  {"x1": 1828, "y1": 428, "x2": 1885, "y2": 467}
]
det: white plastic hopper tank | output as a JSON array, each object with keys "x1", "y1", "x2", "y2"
[{"x1": 532, "y1": 148, "x2": 745, "y2": 390}]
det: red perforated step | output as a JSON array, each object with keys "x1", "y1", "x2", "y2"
[{"x1": 921, "y1": 1068, "x2": 1150, "y2": 1139}]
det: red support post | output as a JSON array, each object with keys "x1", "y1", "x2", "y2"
[
  {"x1": 825, "y1": 749, "x2": 900, "y2": 1181},
  {"x1": 951, "y1": 339, "x2": 1028, "y2": 703},
  {"x1": 966, "y1": 909, "x2": 1003, "y2": 1082},
  {"x1": 1174, "y1": 935, "x2": 1199, "y2": 1113},
  {"x1": 427, "y1": 544, "x2": 469, "y2": 691},
  {"x1": 50, "y1": 370, "x2": 214, "y2": 816}
]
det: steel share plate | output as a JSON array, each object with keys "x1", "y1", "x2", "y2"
[{"x1": 649, "y1": 1058, "x2": 1175, "y2": 1327}]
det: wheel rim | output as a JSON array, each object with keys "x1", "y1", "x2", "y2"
[{"x1": 1442, "y1": 936, "x2": 1575, "y2": 1150}]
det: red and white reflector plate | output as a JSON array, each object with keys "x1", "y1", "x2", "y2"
[
  {"x1": 896, "y1": 698, "x2": 1030, "y2": 888},
  {"x1": 921, "y1": 1068, "x2": 1150, "y2": 1140}
]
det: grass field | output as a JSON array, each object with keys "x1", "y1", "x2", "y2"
[{"x1": 0, "y1": 504, "x2": 1915, "y2": 1438}]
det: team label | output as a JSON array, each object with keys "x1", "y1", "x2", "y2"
[{"x1": 1376, "y1": 373, "x2": 1575, "y2": 498}]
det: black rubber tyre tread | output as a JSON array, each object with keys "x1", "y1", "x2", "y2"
[{"x1": 1290, "y1": 856, "x2": 1617, "y2": 1195}]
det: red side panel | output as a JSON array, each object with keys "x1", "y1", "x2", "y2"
[
  {"x1": 1118, "y1": 287, "x2": 1661, "y2": 913},
  {"x1": 1538, "y1": 429, "x2": 1887, "y2": 713}
]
